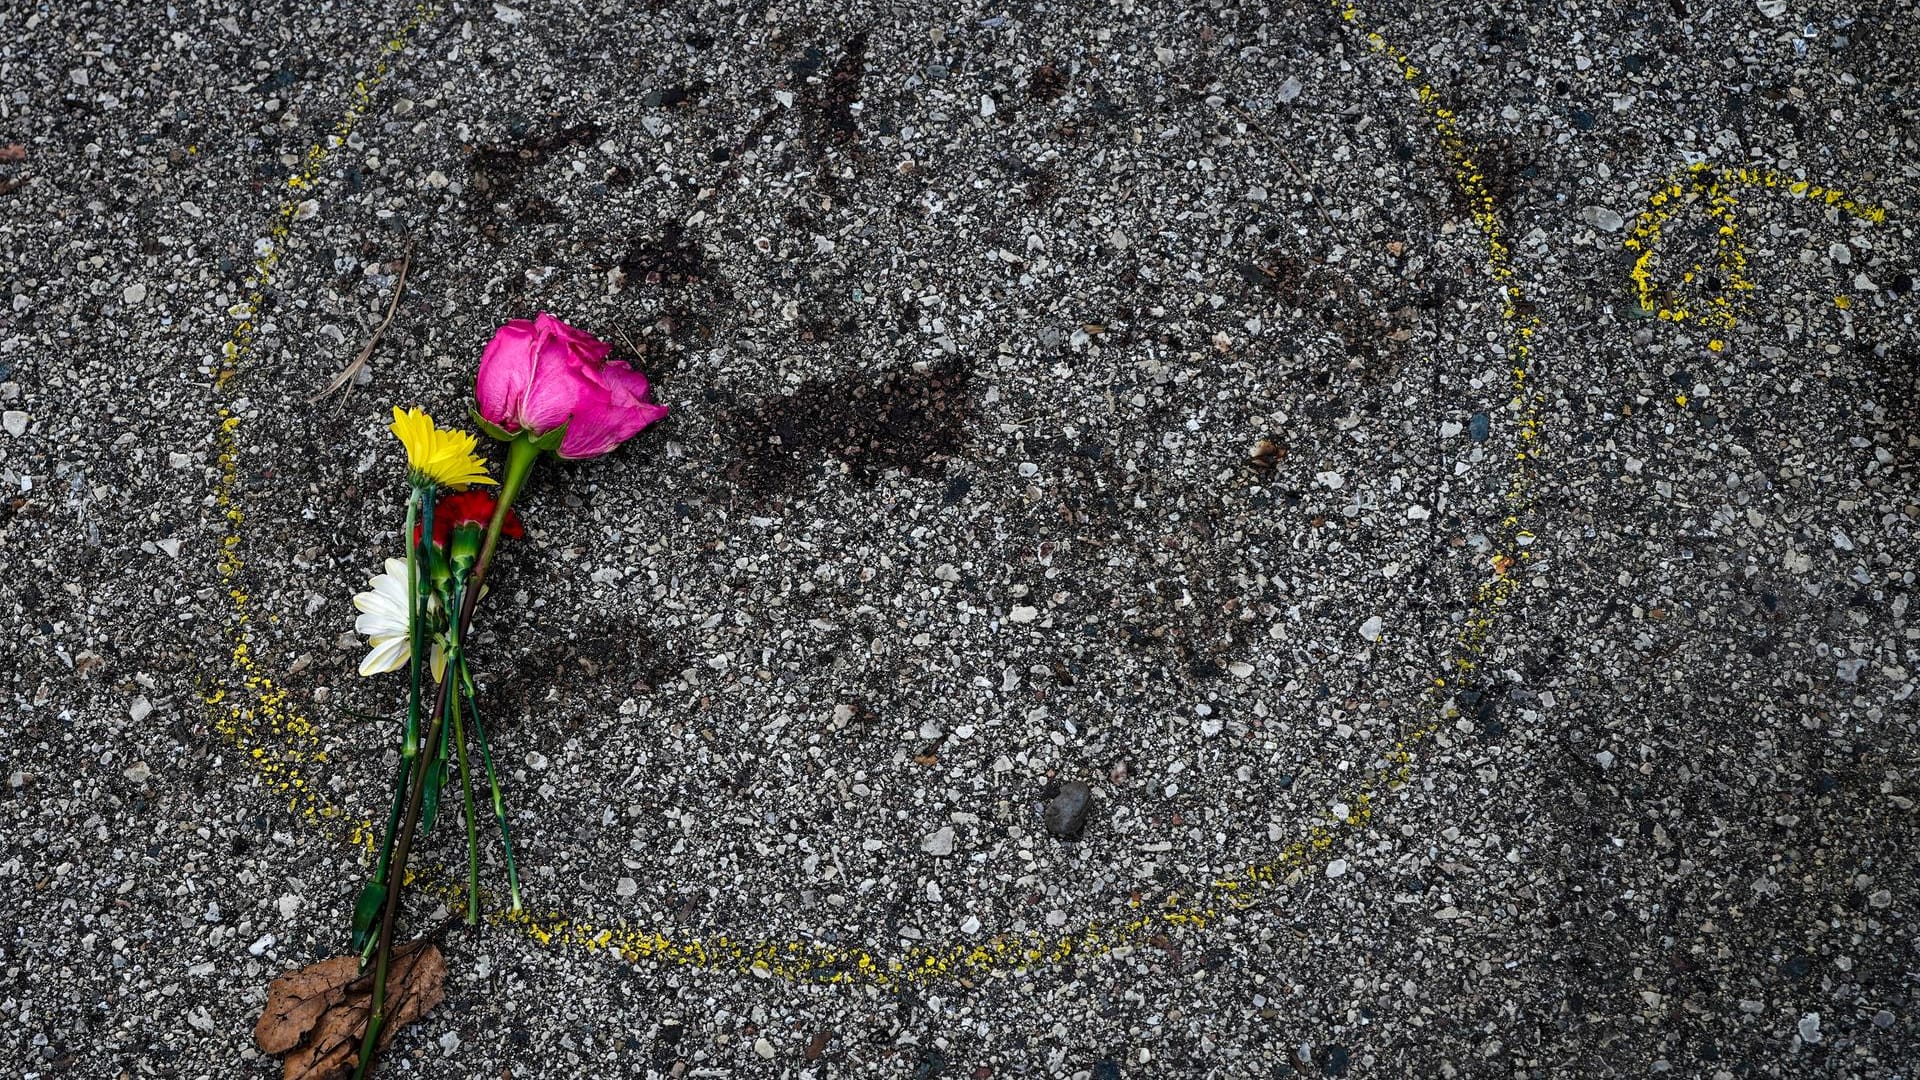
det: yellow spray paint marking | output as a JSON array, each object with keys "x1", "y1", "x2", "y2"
[
  {"x1": 210, "y1": 2, "x2": 1557, "y2": 985},
  {"x1": 1625, "y1": 163, "x2": 1887, "y2": 335},
  {"x1": 1205, "y1": 0, "x2": 1560, "y2": 902},
  {"x1": 204, "y1": 4, "x2": 440, "y2": 854}
]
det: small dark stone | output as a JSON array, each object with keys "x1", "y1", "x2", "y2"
[
  {"x1": 254, "y1": 69, "x2": 298, "y2": 95},
  {"x1": 913, "y1": 1049, "x2": 947, "y2": 1079},
  {"x1": 1275, "y1": 772, "x2": 1295, "y2": 790},
  {"x1": 1091, "y1": 1061, "x2": 1121, "y2": 1080},
  {"x1": 1320, "y1": 1044, "x2": 1351, "y2": 1076},
  {"x1": 1043, "y1": 781, "x2": 1093, "y2": 838},
  {"x1": 1891, "y1": 272, "x2": 1913, "y2": 295},
  {"x1": 1570, "y1": 108, "x2": 1596, "y2": 131},
  {"x1": 1779, "y1": 954, "x2": 1813, "y2": 980},
  {"x1": 1670, "y1": 369, "x2": 1693, "y2": 387},
  {"x1": 1469, "y1": 412, "x2": 1491, "y2": 442}
]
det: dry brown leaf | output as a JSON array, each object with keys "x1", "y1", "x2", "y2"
[
  {"x1": 255, "y1": 941, "x2": 446, "y2": 1080},
  {"x1": 0, "y1": 144, "x2": 24, "y2": 162},
  {"x1": 255, "y1": 956, "x2": 358, "y2": 1054},
  {"x1": 805, "y1": 1030, "x2": 833, "y2": 1061}
]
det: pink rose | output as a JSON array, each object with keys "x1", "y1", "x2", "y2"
[{"x1": 473, "y1": 312, "x2": 669, "y2": 459}]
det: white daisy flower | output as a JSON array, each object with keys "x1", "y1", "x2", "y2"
[{"x1": 352, "y1": 557, "x2": 445, "y2": 679}]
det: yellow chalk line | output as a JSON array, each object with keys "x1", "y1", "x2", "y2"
[
  {"x1": 207, "y1": 2, "x2": 1547, "y2": 986},
  {"x1": 1194, "y1": 0, "x2": 1555, "y2": 880},
  {"x1": 487, "y1": 1, "x2": 1557, "y2": 982},
  {"x1": 207, "y1": 4, "x2": 441, "y2": 856},
  {"x1": 1625, "y1": 163, "x2": 1887, "y2": 359}
]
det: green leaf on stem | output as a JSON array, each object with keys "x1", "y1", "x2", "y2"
[
  {"x1": 467, "y1": 407, "x2": 515, "y2": 443},
  {"x1": 420, "y1": 748, "x2": 448, "y2": 835},
  {"x1": 528, "y1": 420, "x2": 570, "y2": 454},
  {"x1": 458, "y1": 661, "x2": 524, "y2": 913},
  {"x1": 349, "y1": 881, "x2": 387, "y2": 954}
]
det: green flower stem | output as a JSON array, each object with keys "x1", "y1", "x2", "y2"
[
  {"x1": 400, "y1": 435, "x2": 538, "y2": 920},
  {"x1": 368, "y1": 752, "x2": 409, "y2": 909},
  {"x1": 361, "y1": 486, "x2": 431, "y2": 949},
  {"x1": 449, "y1": 682, "x2": 479, "y2": 924},
  {"x1": 459, "y1": 654, "x2": 522, "y2": 912},
  {"x1": 459, "y1": 434, "x2": 539, "y2": 630},
  {"x1": 446, "y1": 575, "x2": 481, "y2": 925},
  {"x1": 403, "y1": 484, "x2": 438, "y2": 759},
  {"x1": 352, "y1": 668, "x2": 455, "y2": 1080},
  {"x1": 356, "y1": 439, "x2": 539, "y2": 1076},
  {"x1": 400, "y1": 490, "x2": 419, "y2": 760}
]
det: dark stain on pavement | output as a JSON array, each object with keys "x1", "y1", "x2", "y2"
[
  {"x1": 789, "y1": 33, "x2": 867, "y2": 185},
  {"x1": 728, "y1": 358, "x2": 974, "y2": 495},
  {"x1": 618, "y1": 225, "x2": 707, "y2": 288},
  {"x1": 478, "y1": 618, "x2": 685, "y2": 725},
  {"x1": 1862, "y1": 342, "x2": 1918, "y2": 456},
  {"x1": 467, "y1": 120, "x2": 606, "y2": 232}
]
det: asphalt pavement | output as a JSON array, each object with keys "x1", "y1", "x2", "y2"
[{"x1": 1, "y1": 1, "x2": 1916, "y2": 1076}]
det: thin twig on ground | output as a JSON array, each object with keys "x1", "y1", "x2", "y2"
[{"x1": 314, "y1": 242, "x2": 414, "y2": 403}]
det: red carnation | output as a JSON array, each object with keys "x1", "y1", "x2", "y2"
[{"x1": 413, "y1": 490, "x2": 524, "y2": 548}]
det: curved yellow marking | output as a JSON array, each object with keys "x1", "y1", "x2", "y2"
[
  {"x1": 206, "y1": 1, "x2": 1558, "y2": 985},
  {"x1": 1625, "y1": 163, "x2": 1887, "y2": 334},
  {"x1": 205, "y1": 4, "x2": 440, "y2": 852}
]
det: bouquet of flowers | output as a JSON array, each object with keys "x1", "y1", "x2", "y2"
[{"x1": 254, "y1": 314, "x2": 666, "y2": 1080}]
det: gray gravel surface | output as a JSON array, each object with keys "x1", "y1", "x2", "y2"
[{"x1": 2, "y1": 0, "x2": 1917, "y2": 1077}]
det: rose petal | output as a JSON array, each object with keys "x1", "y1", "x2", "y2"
[
  {"x1": 557, "y1": 371, "x2": 669, "y2": 459},
  {"x1": 474, "y1": 319, "x2": 539, "y2": 433},
  {"x1": 535, "y1": 311, "x2": 611, "y2": 365},
  {"x1": 477, "y1": 313, "x2": 665, "y2": 454},
  {"x1": 515, "y1": 316, "x2": 583, "y2": 437}
]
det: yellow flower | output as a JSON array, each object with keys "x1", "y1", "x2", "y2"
[{"x1": 389, "y1": 406, "x2": 496, "y2": 490}]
